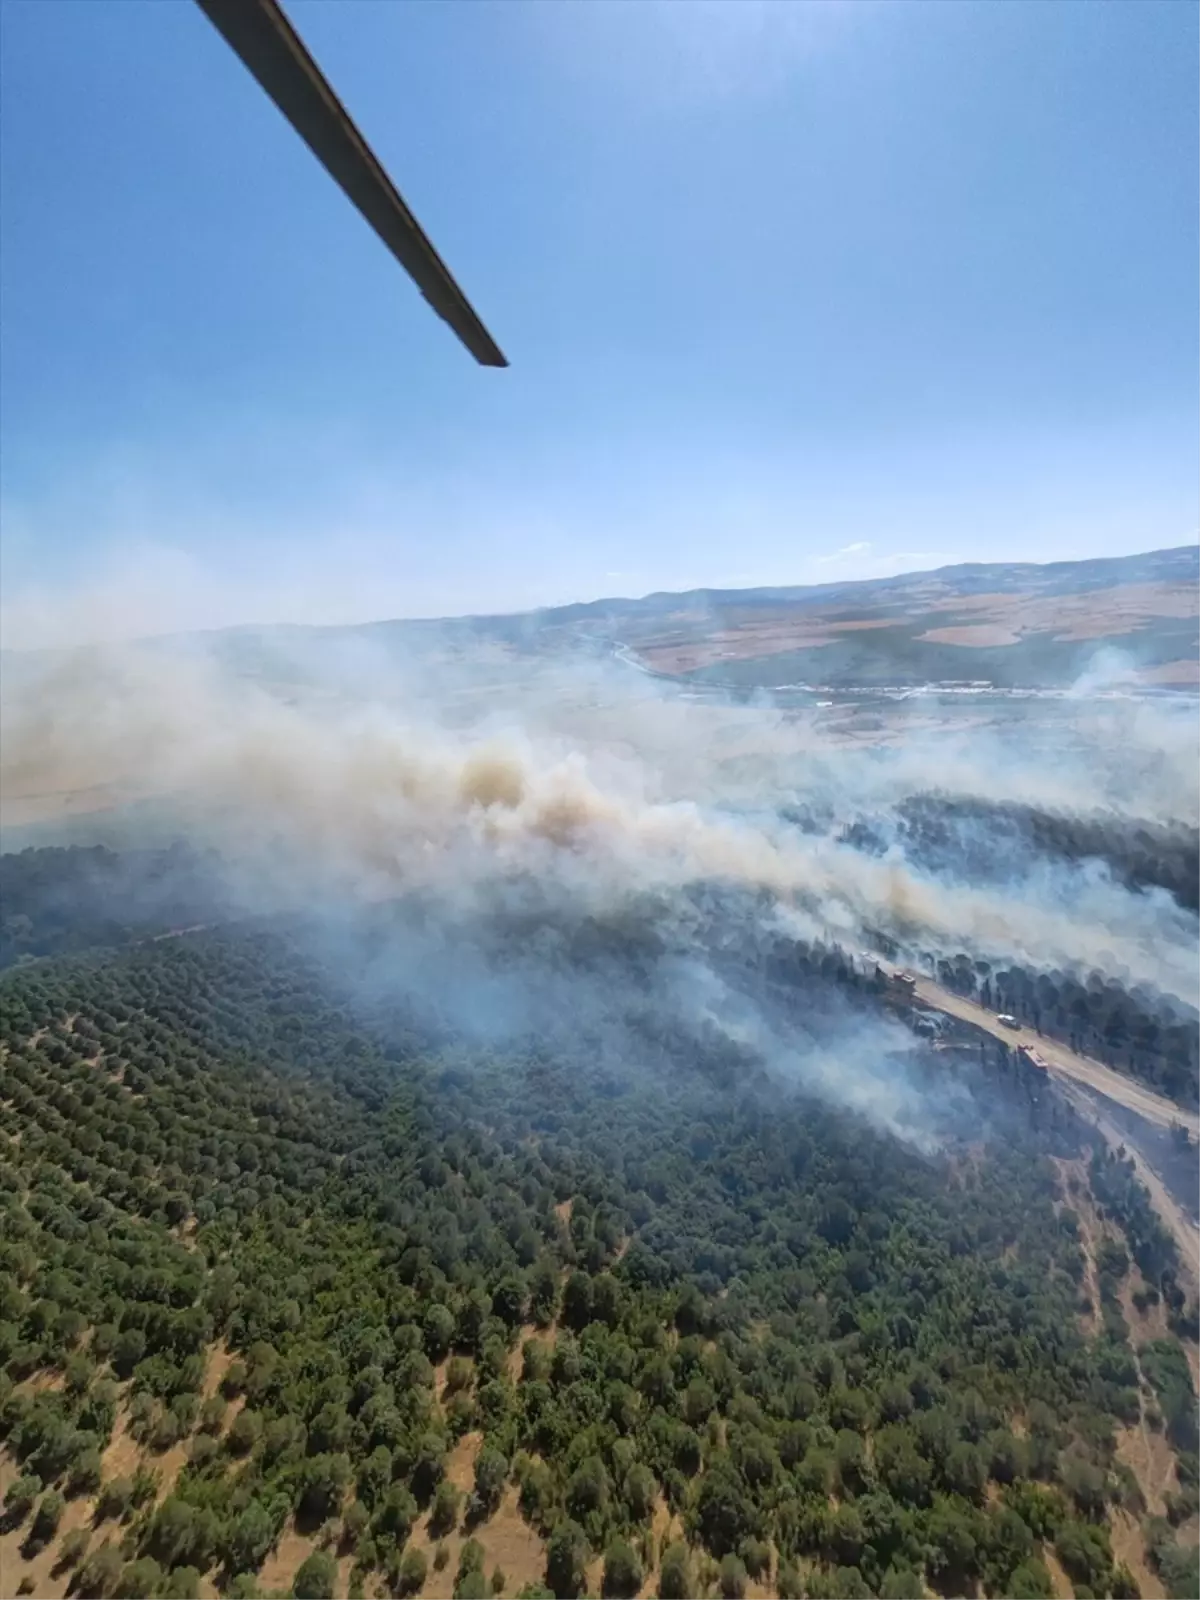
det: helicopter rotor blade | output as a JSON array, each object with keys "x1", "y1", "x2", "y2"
[{"x1": 193, "y1": 0, "x2": 507, "y2": 367}]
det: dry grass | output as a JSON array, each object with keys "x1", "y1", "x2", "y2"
[
  {"x1": 633, "y1": 577, "x2": 1197, "y2": 674},
  {"x1": 24, "y1": 1369, "x2": 66, "y2": 1395},
  {"x1": 1115, "y1": 1415, "x2": 1178, "y2": 1517},
  {"x1": 1043, "y1": 1548, "x2": 1075, "y2": 1599},
  {"x1": 1053, "y1": 1158, "x2": 1105, "y2": 1340},
  {"x1": 259, "y1": 1523, "x2": 356, "y2": 1600},
  {"x1": 1053, "y1": 1163, "x2": 1188, "y2": 1530},
  {"x1": 1109, "y1": 1507, "x2": 1166, "y2": 1600},
  {"x1": 639, "y1": 617, "x2": 894, "y2": 673},
  {"x1": 632, "y1": 1495, "x2": 683, "y2": 1599},
  {"x1": 404, "y1": 1475, "x2": 546, "y2": 1598},
  {"x1": 917, "y1": 624, "x2": 1022, "y2": 647},
  {"x1": 201, "y1": 1345, "x2": 247, "y2": 1435},
  {"x1": 444, "y1": 1431, "x2": 482, "y2": 1496},
  {"x1": 0, "y1": 1485, "x2": 95, "y2": 1600},
  {"x1": 1137, "y1": 659, "x2": 1200, "y2": 686},
  {"x1": 98, "y1": 1392, "x2": 142, "y2": 1483}
]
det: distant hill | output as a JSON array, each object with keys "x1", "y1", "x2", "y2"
[
  {"x1": 3, "y1": 545, "x2": 1197, "y2": 699},
  {"x1": 529, "y1": 544, "x2": 1199, "y2": 691},
  {"x1": 265, "y1": 544, "x2": 1197, "y2": 693},
  {"x1": 260, "y1": 543, "x2": 1200, "y2": 690}
]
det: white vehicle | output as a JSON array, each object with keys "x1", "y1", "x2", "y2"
[{"x1": 996, "y1": 1013, "x2": 1019, "y2": 1028}]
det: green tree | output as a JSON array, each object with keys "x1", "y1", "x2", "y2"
[
  {"x1": 624, "y1": 1462, "x2": 657, "y2": 1522},
  {"x1": 658, "y1": 1542, "x2": 693, "y2": 1599},
  {"x1": 293, "y1": 1549, "x2": 338, "y2": 1599},
  {"x1": 372, "y1": 1483, "x2": 418, "y2": 1547},
  {"x1": 95, "y1": 1477, "x2": 133, "y2": 1523},
  {"x1": 227, "y1": 1407, "x2": 262, "y2": 1456},
  {"x1": 398, "y1": 1547, "x2": 428, "y2": 1596},
  {"x1": 77, "y1": 1540, "x2": 124, "y2": 1599},
  {"x1": 566, "y1": 1455, "x2": 610, "y2": 1522},
  {"x1": 602, "y1": 1539, "x2": 643, "y2": 1598},
  {"x1": 546, "y1": 1520, "x2": 589, "y2": 1599},
  {"x1": 57, "y1": 1525, "x2": 91, "y2": 1571},
  {"x1": 225, "y1": 1500, "x2": 276, "y2": 1574},
  {"x1": 694, "y1": 1465, "x2": 756, "y2": 1558},
  {"x1": 431, "y1": 1479, "x2": 462, "y2": 1537},
  {"x1": 165, "y1": 1568, "x2": 203, "y2": 1600},
  {"x1": 474, "y1": 1446, "x2": 509, "y2": 1514},
  {"x1": 3, "y1": 1473, "x2": 41, "y2": 1524},
  {"x1": 718, "y1": 1553, "x2": 748, "y2": 1598},
  {"x1": 30, "y1": 1488, "x2": 65, "y2": 1548},
  {"x1": 119, "y1": 1558, "x2": 165, "y2": 1599}
]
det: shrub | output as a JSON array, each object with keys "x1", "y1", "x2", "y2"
[{"x1": 398, "y1": 1547, "x2": 428, "y2": 1596}]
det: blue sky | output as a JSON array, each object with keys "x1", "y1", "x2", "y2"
[{"x1": 1, "y1": 0, "x2": 1196, "y2": 643}]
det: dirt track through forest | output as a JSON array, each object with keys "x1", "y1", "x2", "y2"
[
  {"x1": 878, "y1": 962, "x2": 1200, "y2": 1279},
  {"x1": 879, "y1": 962, "x2": 1200, "y2": 1137}
]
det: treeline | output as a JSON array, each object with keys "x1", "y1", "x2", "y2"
[
  {"x1": 0, "y1": 843, "x2": 227, "y2": 969},
  {"x1": 1, "y1": 924, "x2": 1198, "y2": 1599},
  {"x1": 932, "y1": 954, "x2": 1200, "y2": 1108},
  {"x1": 892, "y1": 796, "x2": 1199, "y2": 915}
]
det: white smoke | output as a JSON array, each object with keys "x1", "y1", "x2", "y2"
[{"x1": 2, "y1": 631, "x2": 1195, "y2": 1009}]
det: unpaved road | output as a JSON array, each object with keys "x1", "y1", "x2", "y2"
[
  {"x1": 1057, "y1": 1083, "x2": 1200, "y2": 1290},
  {"x1": 878, "y1": 961, "x2": 1200, "y2": 1280},
  {"x1": 879, "y1": 962, "x2": 1200, "y2": 1139}
]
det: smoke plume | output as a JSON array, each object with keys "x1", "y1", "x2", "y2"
[{"x1": 2, "y1": 625, "x2": 1196, "y2": 1136}]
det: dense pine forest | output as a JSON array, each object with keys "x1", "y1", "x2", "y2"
[{"x1": 1, "y1": 851, "x2": 1198, "y2": 1599}]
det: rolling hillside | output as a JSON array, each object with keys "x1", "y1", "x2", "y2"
[
  {"x1": 189, "y1": 544, "x2": 1200, "y2": 694},
  {"x1": 549, "y1": 546, "x2": 1200, "y2": 691}
]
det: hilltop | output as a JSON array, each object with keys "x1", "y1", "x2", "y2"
[{"x1": 172, "y1": 544, "x2": 1200, "y2": 694}]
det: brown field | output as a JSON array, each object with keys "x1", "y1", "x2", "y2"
[
  {"x1": 633, "y1": 578, "x2": 1198, "y2": 675},
  {"x1": 1137, "y1": 659, "x2": 1200, "y2": 686},
  {"x1": 637, "y1": 616, "x2": 895, "y2": 674},
  {"x1": 917, "y1": 623, "x2": 1022, "y2": 646}
]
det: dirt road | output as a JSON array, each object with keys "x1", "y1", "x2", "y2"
[
  {"x1": 879, "y1": 962, "x2": 1200, "y2": 1139},
  {"x1": 1056, "y1": 1082, "x2": 1200, "y2": 1289},
  {"x1": 878, "y1": 961, "x2": 1200, "y2": 1279}
]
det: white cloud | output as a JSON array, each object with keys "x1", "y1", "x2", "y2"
[
  {"x1": 815, "y1": 540, "x2": 873, "y2": 566},
  {"x1": 804, "y1": 541, "x2": 955, "y2": 584}
]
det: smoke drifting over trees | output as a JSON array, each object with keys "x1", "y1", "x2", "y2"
[
  {"x1": 2, "y1": 611, "x2": 1198, "y2": 1600},
  {"x1": 1, "y1": 626, "x2": 1196, "y2": 1121}
]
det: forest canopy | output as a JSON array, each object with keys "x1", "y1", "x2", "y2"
[{"x1": 0, "y1": 846, "x2": 1197, "y2": 1600}]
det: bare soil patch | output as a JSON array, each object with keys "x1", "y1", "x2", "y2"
[
  {"x1": 406, "y1": 1478, "x2": 546, "y2": 1597},
  {"x1": 1052, "y1": 1156, "x2": 1110, "y2": 1338},
  {"x1": 639, "y1": 616, "x2": 894, "y2": 674},
  {"x1": 98, "y1": 1393, "x2": 141, "y2": 1482},
  {"x1": 1109, "y1": 1507, "x2": 1166, "y2": 1599},
  {"x1": 1043, "y1": 1548, "x2": 1075, "y2": 1599},
  {"x1": 257, "y1": 1523, "x2": 316, "y2": 1596},
  {"x1": 1114, "y1": 1415, "x2": 1177, "y2": 1521},
  {"x1": 917, "y1": 624, "x2": 1021, "y2": 647},
  {"x1": 1120, "y1": 1275, "x2": 1169, "y2": 1344},
  {"x1": 0, "y1": 1487, "x2": 94, "y2": 1600},
  {"x1": 445, "y1": 1430, "x2": 483, "y2": 1494},
  {"x1": 199, "y1": 1345, "x2": 246, "y2": 1431},
  {"x1": 1137, "y1": 659, "x2": 1200, "y2": 686},
  {"x1": 631, "y1": 576, "x2": 1196, "y2": 675}
]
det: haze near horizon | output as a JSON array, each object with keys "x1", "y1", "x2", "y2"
[{"x1": 0, "y1": 0, "x2": 1197, "y2": 650}]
